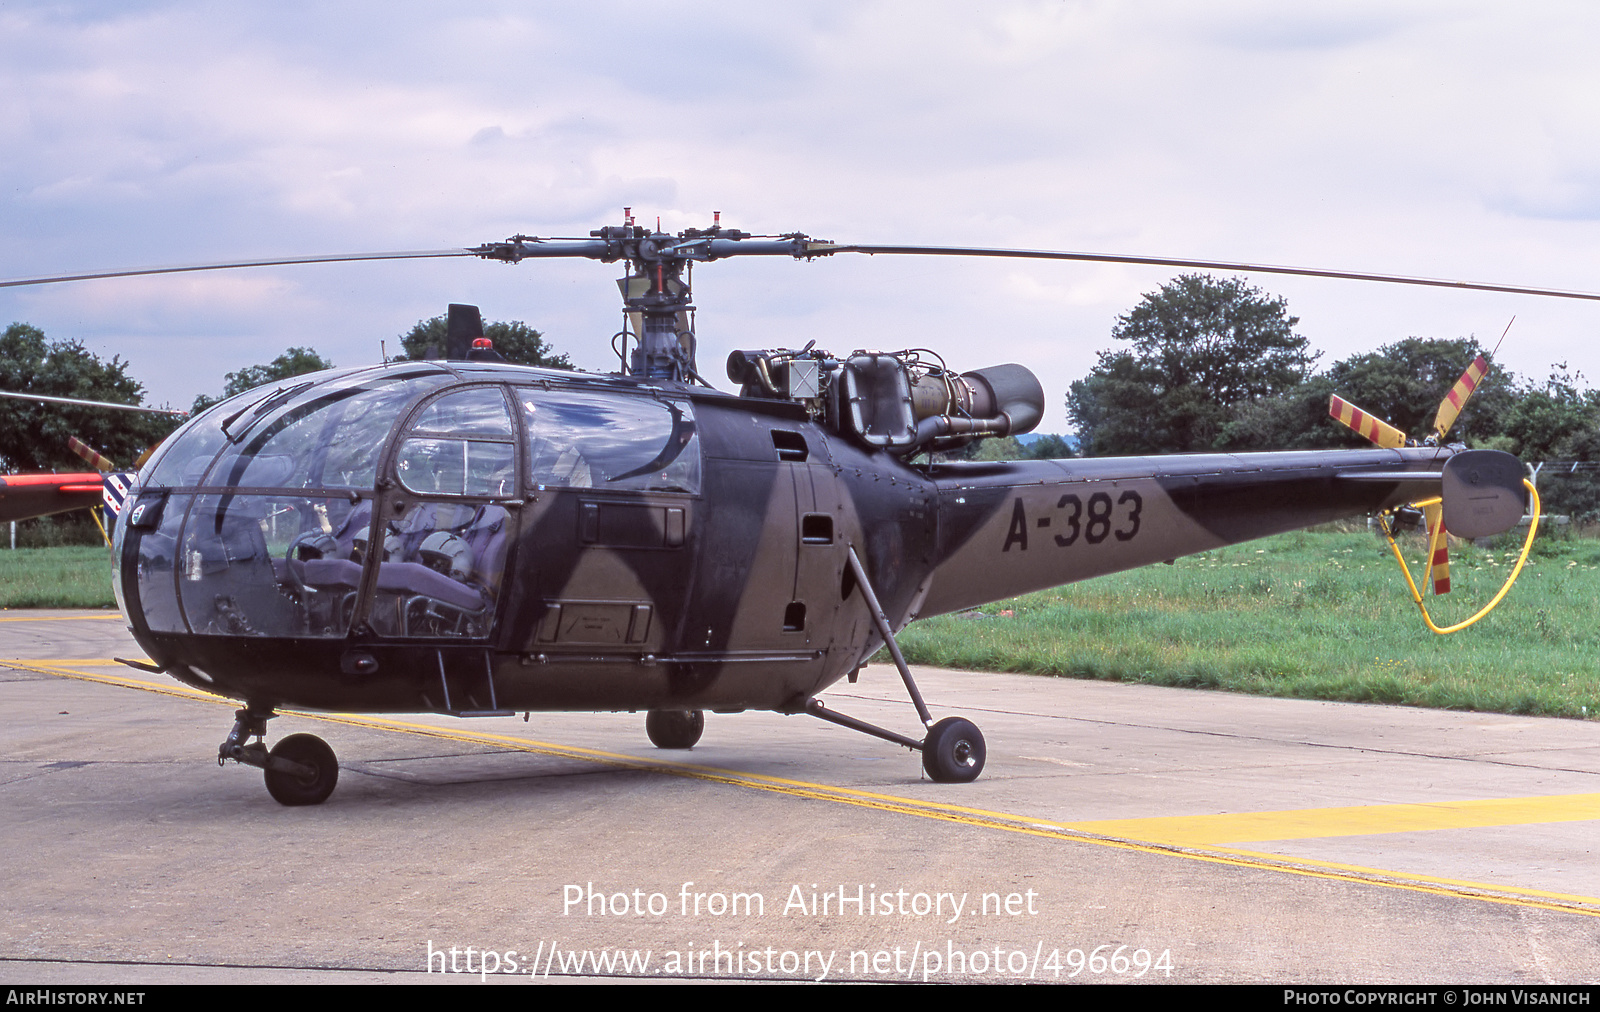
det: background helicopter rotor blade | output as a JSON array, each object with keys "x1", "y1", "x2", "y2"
[
  {"x1": 0, "y1": 249, "x2": 477, "y2": 289},
  {"x1": 67, "y1": 436, "x2": 117, "y2": 472},
  {"x1": 0, "y1": 390, "x2": 188, "y2": 415},
  {"x1": 811, "y1": 243, "x2": 1600, "y2": 304}
]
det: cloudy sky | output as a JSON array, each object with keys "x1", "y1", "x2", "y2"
[{"x1": 3, "y1": 1, "x2": 1600, "y2": 432}]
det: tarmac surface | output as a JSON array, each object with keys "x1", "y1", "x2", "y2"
[{"x1": 2, "y1": 609, "x2": 1598, "y2": 985}]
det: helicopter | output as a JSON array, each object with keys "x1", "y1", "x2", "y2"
[
  {"x1": 0, "y1": 212, "x2": 1553, "y2": 806},
  {"x1": 0, "y1": 469, "x2": 106, "y2": 523},
  {"x1": 0, "y1": 392, "x2": 184, "y2": 524}
]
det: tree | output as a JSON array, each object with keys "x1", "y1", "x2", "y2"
[
  {"x1": 1498, "y1": 366, "x2": 1600, "y2": 520},
  {"x1": 966, "y1": 433, "x2": 1077, "y2": 461},
  {"x1": 1499, "y1": 366, "x2": 1598, "y2": 460},
  {"x1": 1324, "y1": 338, "x2": 1514, "y2": 446},
  {"x1": 1212, "y1": 375, "x2": 1335, "y2": 452},
  {"x1": 1020, "y1": 433, "x2": 1077, "y2": 459},
  {"x1": 0, "y1": 322, "x2": 179, "y2": 473},
  {"x1": 395, "y1": 317, "x2": 571, "y2": 369},
  {"x1": 1217, "y1": 337, "x2": 1514, "y2": 451},
  {"x1": 964, "y1": 436, "x2": 1016, "y2": 461},
  {"x1": 1067, "y1": 275, "x2": 1317, "y2": 455},
  {"x1": 191, "y1": 347, "x2": 335, "y2": 414}
]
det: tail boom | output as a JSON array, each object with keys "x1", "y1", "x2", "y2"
[{"x1": 915, "y1": 447, "x2": 1498, "y2": 618}]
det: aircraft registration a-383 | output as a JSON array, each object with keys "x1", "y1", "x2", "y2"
[{"x1": 0, "y1": 212, "x2": 1564, "y2": 805}]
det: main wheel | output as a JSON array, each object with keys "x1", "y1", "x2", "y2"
[
  {"x1": 263, "y1": 733, "x2": 339, "y2": 806},
  {"x1": 645, "y1": 709, "x2": 704, "y2": 749},
  {"x1": 921, "y1": 717, "x2": 985, "y2": 783}
]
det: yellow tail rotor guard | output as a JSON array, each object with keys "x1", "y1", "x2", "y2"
[{"x1": 1379, "y1": 480, "x2": 1541, "y2": 635}]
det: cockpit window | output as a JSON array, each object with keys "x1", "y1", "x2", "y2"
[
  {"x1": 407, "y1": 386, "x2": 514, "y2": 437},
  {"x1": 396, "y1": 386, "x2": 518, "y2": 497},
  {"x1": 518, "y1": 387, "x2": 700, "y2": 494},
  {"x1": 141, "y1": 386, "x2": 280, "y2": 489},
  {"x1": 191, "y1": 369, "x2": 451, "y2": 490},
  {"x1": 397, "y1": 438, "x2": 516, "y2": 497}
]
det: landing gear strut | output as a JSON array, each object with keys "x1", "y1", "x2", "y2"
[
  {"x1": 217, "y1": 706, "x2": 339, "y2": 806},
  {"x1": 797, "y1": 547, "x2": 988, "y2": 783}
]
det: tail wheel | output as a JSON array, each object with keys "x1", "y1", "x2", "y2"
[
  {"x1": 645, "y1": 709, "x2": 704, "y2": 749},
  {"x1": 263, "y1": 733, "x2": 339, "y2": 806},
  {"x1": 922, "y1": 717, "x2": 986, "y2": 783}
]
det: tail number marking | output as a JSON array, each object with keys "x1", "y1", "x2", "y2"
[{"x1": 1004, "y1": 491, "x2": 1142, "y2": 552}]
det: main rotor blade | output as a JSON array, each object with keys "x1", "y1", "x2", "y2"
[
  {"x1": 813, "y1": 244, "x2": 1600, "y2": 303},
  {"x1": 11, "y1": 234, "x2": 1600, "y2": 307},
  {"x1": 0, "y1": 249, "x2": 476, "y2": 289}
]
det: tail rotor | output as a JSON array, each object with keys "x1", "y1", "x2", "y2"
[
  {"x1": 1329, "y1": 353, "x2": 1538, "y2": 633},
  {"x1": 1328, "y1": 353, "x2": 1494, "y2": 596}
]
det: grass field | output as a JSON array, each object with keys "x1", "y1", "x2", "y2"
[
  {"x1": 898, "y1": 525, "x2": 1600, "y2": 720},
  {"x1": 0, "y1": 546, "x2": 118, "y2": 609},
  {"x1": 3, "y1": 531, "x2": 1596, "y2": 719}
]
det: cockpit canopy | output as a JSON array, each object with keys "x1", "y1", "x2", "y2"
[
  {"x1": 141, "y1": 364, "x2": 701, "y2": 496},
  {"x1": 119, "y1": 364, "x2": 700, "y2": 642}
]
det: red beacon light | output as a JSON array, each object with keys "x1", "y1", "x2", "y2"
[{"x1": 466, "y1": 335, "x2": 503, "y2": 363}]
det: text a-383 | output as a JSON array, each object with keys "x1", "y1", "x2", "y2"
[{"x1": 1002, "y1": 491, "x2": 1144, "y2": 552}]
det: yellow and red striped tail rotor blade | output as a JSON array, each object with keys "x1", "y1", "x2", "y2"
[
  {"x1": 1422, "y1": 501, "x2": 1451, "y2": 595},
  {"x1": 67, "y1": 436, "x2": 117, "y2": 472},
  {"x1": 1431, "y1": 354, "x2": 1489, "y2": 442},
  {"x1": 1329, "y1": 395, "x2": 1409, "y2": 448}
]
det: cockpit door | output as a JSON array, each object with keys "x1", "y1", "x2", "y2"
[{"x1": 366, "y1": 385, "x2": 521, "y2": 640}]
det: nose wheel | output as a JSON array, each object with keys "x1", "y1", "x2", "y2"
[
  {"x1": 218, "y1": 706, "x2": 340, "y2": 806},
  {"x1": 263, "y1": 733, "x2": 340, "y2": 805}
]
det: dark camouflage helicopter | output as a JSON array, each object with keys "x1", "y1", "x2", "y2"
[{"x1": 2, "y1": 212, "x2": 1560, "y2": 805}]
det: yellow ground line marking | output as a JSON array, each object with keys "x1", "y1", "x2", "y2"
[
  {"x1": 11, "y1": 657, "x2": 1600, "y2": 917},
  {"x1": 1067, "y1": 796, "x2": 1600, "y2": 845},
  {"x1": 4, "y1": 660, "x2": 229, "y2": 703}
]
